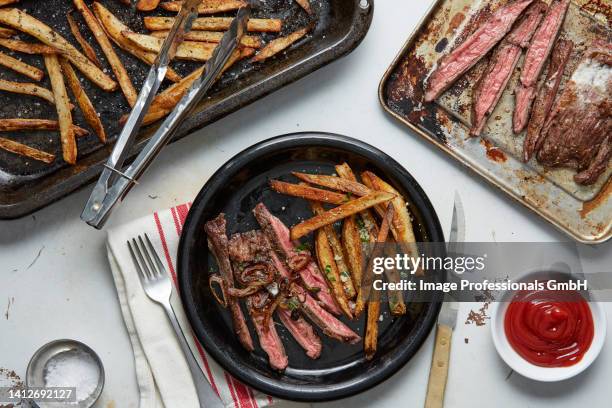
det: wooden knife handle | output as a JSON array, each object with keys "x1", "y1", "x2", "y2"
[{"x1": 424, "y1": 323, "x2": 453, "y2": 408}]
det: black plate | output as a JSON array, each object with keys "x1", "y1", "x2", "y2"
[
  {"x1": 0, "y1": 0, "x2": 373, "y2": 219},
  {"x1": 177, "y1": 132, "x2": 444, "y2": 401}
]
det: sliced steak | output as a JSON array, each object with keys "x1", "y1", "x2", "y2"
[
  {"x1": 537, "y1": 40, "x2": 612, "y2": 185},
  {"x1": 228, "y1": 231, "x2": 289, "y2": 370},
  {"x1": 470, "y1": 1, "x2": 546, "y2": 136},
  {"x1": 204, "y1": 214, "x2": 254, "y2": 352},
  {"x1": 513, "y1": 0, "x2": 570, "y2": 133},
  {"x1": 523, "y1": 38, "x2": 574, "y2": 161},
  {"x1": 424, "y1": 0, "x2": 534, "y2": 102},
  {"x1": 253, "y1": 203, "x2": 341, "y2": 315}
]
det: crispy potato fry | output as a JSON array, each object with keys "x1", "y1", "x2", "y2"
[
  {"x1": 270, "y1": 180, "x2": 348, "y2": 205},
  {"x1": 92, "y1": 2, "x2": 181, "y2": 83},
  {"x1": 314, "y1": 222, "x2": 353, "y2": 319},
  {"x1": 150, "y1": 29, "x2": 262, "y2": 48},
  {"x1": 0, "y1": 50, "x2": 43, "y2": 81},
  {"x1": 144, "y1": 16, "x2": 282, "y2": 32},
  {"x1": 0, "y1": 38, "x2": 57, "y2": 54},
  {"x1": 136, "y1": 0, "x2": 160, "y2": 11},
  {"x1": 311, "y1": 201, "x2": 356, "y2": 300},
  {"x1": 122, "y1": 31, "x2": 216, "y2": 61},
  {"x1": 364, "y1": 298, "x2": 380, "y2": 360},
  {"x1": 0, "y1": 136, "x2": 55, "y2": 163},
  {"x1": 295, "y1": 0, "x2": 313, "y2": 15},
  {"x1": 67, "y1": 11, "x2": 103, "y2": 68},
  {"x1": 44, "y1": 54, "x2": 76, "y2": 165},
  {"x1": 0, "y1": 79, "x2": 55, "y2": 103},
  {"x1": 0, "y1": 118, "x2": 88, "y2": 137},
  {"x1": 0, "y1": 8, "x2": 116, "y2": 91},
  {"x1": 292, "y1": 171, "x2": 371, "y2": 197},
  {"x1": 342, "y1": 215, "x2": 363, "y2": 293},
  {"x1": 161, "y1": 0, "x2": 247, "y2": 14},
  {"x1": 361, "y1": 171, "x2": 420, "y2": 275},
  {"x1": 354, "y1": 203, "x2": 394, "y2": 318},
  {"x1": 60, "y1": 58, "x2": 106, "y2": 143},
  {"x1": 335, "y1": 162, "x2": 379, "y2": 239},
  {"x1": 120, "y1": 47, "x2": 253, "y2": 125},
  {"x1": 0, "y1": 0, "x2": 19, "y2": 6},
  {"x1": 74, "y1": 0, "x2": 137, "y2": 107},
  {"x1": 0, "y1": 26, "x2": 16, "y2": 38},
  {"x1": 251, "y1": 25, "x2": 310, "y2": 62},
  {"x1": 290, "y1": 190, "x2": 395, "y2": 241}
]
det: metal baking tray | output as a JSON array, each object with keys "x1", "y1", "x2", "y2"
[
  {"x1": 379, "y1": 0, "x2": 610, "y2": 244},
  {"x1": 0, "y1": 0, "x2": 373, "y2": 219}
]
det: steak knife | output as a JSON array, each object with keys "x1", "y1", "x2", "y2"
[{"x1": 424, "y1": 192, "x2": 463, "y2": 408}]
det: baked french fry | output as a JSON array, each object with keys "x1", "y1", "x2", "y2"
[
  {"x1": 0, "y1": 27, "x2": 16, "y2": 38},
  {"x1": 150, "y1": 29, "x2": 262, "y2": 48},
  {"x1": 292, "y1": 172, "x2": 371, "y2": 197},
  {"x1": 120, "y1": 47, "x2": 253, "y2": 125},
  {"x1": 161, "y1": 0, "x2": 247, "y2": 14},
  {"x1": 136, "y1": 0, "x2": 160, "y2": 11},
  {"x1": 342, "y1": 215, "x2": 363, "y2": 293},
  {"x1": 0, "y1": 79, "x2": 55, "y2": 103},
  {"x1": 290, "y1": 190, "x2": 395, "y2": 241},
  {"x1": 251, "y1": 25, "x2": 310, "y2": 62},
  {"x1": 67, "y1": 11, "x2": 103, "y2": 68},
  {"x1": 314, "y1": 221, "x2": 353, "y2": 319},
  {"x1": 60, "y1": 58, "x2": 106, "y2": 143},
  {"x1": 295, "y1": 0, "x2": 313, "y2": 15},
  {"x1": 311, "y1": 201, "x2": 356, "y2": 300},
  {"x1": 122, "y1": 31, "x2": 216, "y2": 62},
  {"x1": 335, "y1": 163, "x2": 379, "y2": 239},
  {"x1": 361, "y1": 171, "x2": 420, "y2": 274},
  {"x1": 0, "y1": 50, "x2": 43, "y2": 81},
  {"x1": 0, "y1": 118, "x2": 88, "y2": 137},
  {"x1": 44, "y1": 54, "x2": 76, "y2": 165},
  {"x1": 364, "y1": 297, "x2": 380, "y2": 360},
  {"x1": 270, "y1": 180, "x2": 349, "y2": 205},
  {"x1": 74, "y1": 0, "x2": 137, "y2": 107},
  {"x1": 0, "y1": 0, "x2": 19, "y2": 7},
  {"x1": 0, "y1": 38, "x2": 57, "y2": 54},
  {"x1": 354, "y1": 203, "x2": 394, "y2": 318},
  {"x1": 0, "y1": 8, "x2": 116, "y2": 91},
  {"x1": 92, "y1": 2, "x2": 181, "y2": 83},
  {"x1": 144, "y1": 16, "x2": 282, "y2": 32},
  {"x1": 0, "y1": 137, "x2": 54, "y2": 163}
]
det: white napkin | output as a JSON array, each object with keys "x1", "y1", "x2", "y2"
[{"x1": 106, "y1": 203, "x2": 299, "y2": 408}]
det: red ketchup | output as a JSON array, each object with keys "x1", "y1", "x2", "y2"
[{"x1": 504, "y1": 288, "x2": 594, "y2": 367}]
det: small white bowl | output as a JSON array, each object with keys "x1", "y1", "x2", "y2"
[{"x1": 491, "y1": 273, "x2": 607, "y2": 382}]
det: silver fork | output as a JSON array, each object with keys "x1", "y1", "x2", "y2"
[{"x1": 128, "y1": 234, "x2": 224, "y2": 408}]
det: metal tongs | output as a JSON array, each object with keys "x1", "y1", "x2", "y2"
[{"x1": 81, "y1": 0, "x2": 251, "y2": 228}]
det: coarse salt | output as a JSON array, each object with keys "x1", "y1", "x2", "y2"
[{"x1": 44, "y1": 349, "x2": 100, "y2": 403}]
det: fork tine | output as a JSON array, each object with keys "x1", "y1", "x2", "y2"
[
  {"x1": 144, "y1": 233, "x2": 166, "y2": 276},
  {"x1": 139, "y1": 235, "x2": 159, "y2": 278},
  {"x1": 128, "y1": 239, "x2": 147, "y2": 282},
  {"x1": 133, "y1": 237, "x2": 153, "y2": 280}
]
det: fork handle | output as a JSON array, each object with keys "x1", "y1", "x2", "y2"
[{"x1": 162, "y1": 303, "x2": 224, "y2": 408}]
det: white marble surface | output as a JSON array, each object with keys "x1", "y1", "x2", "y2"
[{"x1": 1, "y1": 1, "x2": 610, "y2": 407}]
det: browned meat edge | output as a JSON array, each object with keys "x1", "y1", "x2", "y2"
[
  {"x1": 424, "y1": 0, "x2": 534, "y2": 102},
  {"x1": 204, "y1": 214, "x2": 254, "y2": 352},
  {"x1": 470, "y1": 1, "x2": 546, "y2": 136},
  {"x1": 523, "y1": 38, "x2": 574, "y2": 161},
  {"x1": 513, "y1": 0, "x2": 570, "y2": 133}
]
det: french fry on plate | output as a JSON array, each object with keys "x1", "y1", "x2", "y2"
[
  {"x1": 270, "y1": 179, "x2": 349, "y2": 205},
  {"x1": 60, "y1": 58, "x2": 106, "y2": 143},
  {"x1": 0, "y1": 137, "x2": 55, "y2": 163},
  {"x1": 67, "y1": 11, "x2": 103, "y2": 68},
  {"x1": 136, "y1": 0, "x2": 160, "y2": 11},
  {"x1": 290, "y1": 190, "x2": 395, "y2": 240},
  {"x1": 0, "y1": 50, "x2": 44, "y2": 81},
  {"x1": 44, "y1": 54, "x2": 76, "y2": 165},
  {"x1": 160, "y1": 0, "x2": 247, "y2": 14},
  {"x1": 292, "y1": 171, "x2": 371, "y2": 197},
  {"x1": 251, "y1": 24, "x2": 311, "y2": 62},
  {"x1": 0, "y1": 26, "x2": 16, "y2": 38},
  {"x1": 295, "y1": 0, "x2": 313, "y2": 15},
  {"x1": 144, "y1": 16, "x2": 282, "y2": 32},
  {"x1": 0, "y1": 8, "x2": 116, "y2": 91},
  {"x1": 0, "y1": 79, "x2": 55, "y2": 104},
  {"x1": 0, "y1": 0, "x2": 19, "y2": 7},
  {"x1": 0, "y1": 118, "x2": 88, "y2": 137},
  {"x1": 342, "y1": 214, "x2": 363, "y2": 293},
  {"x1": 122, "y1": 31, "x2": 216, "y2": 62},
  {"x1": 150, "y1": 29, "x2": 262, "y2": 48},
  {"x1": 74, "y1": 0, "x2": 137, "y2": 106},
  {"x1": 92, "y1": 2, "x2": 181, "y2": 83},
  {"x1": 335, "y1": 162, "x2": 379, "y2": 239},
  {"x1": 0, "y1": 38, "x2": 57, "y2": 54}
]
